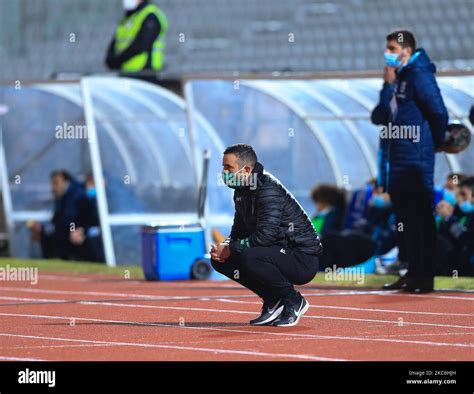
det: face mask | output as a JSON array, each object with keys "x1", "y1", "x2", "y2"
[
  {"x1": 316, "y1": 207, "x2": 330, "y2": 217},
  {"x1": 86, "y1": 187, "x2": 97, "y2": 199},
  {"x1": 384, "y1": 52, "x2": 403, "y2": 68},
  {"x1": 372, "y1": 195, "x2": 390, "y2": 208},
  {"x1": 123, "y1": 0, "x2": 139, "y2": 11},
  {"x1": 459, "y1": 201, "x2": 474, "y2": 214},
  {"x1": 443, "y1": 189, "x2": 457, "y2": 206},
  {"x1": 222, "y1": 167, "x2": 246, "y2": 189}
]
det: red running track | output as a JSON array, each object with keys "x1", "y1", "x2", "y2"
[{"x1": 0, "y1": 272, "x2": 473, "y2": 361}]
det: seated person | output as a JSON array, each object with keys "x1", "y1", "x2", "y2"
[
  {"x1": 364, "y1": 187, "x2": 398, "y2": 256},
  {"x1": 310, "y1": 184, "x2": 375, "y2": 269},
  {"x1": 29, "y1": 170, "x2": 102, "y2": 262},
  {"x1": 69, "y1": 175, "x2": 105, "y2": 262},
  {"x1": 310, "y1": 184, "x2": 346, "y2": 238},
  {"x1": 436, "y1": 176, "x2": 474, "y2": 276},
  {"x1": 435, "y1": 172, "x2": 467, "y2": 217}
]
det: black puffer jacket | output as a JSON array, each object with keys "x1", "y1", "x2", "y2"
[{"x1": 228, "y1": 162, "x2": 323, "y2": 256}]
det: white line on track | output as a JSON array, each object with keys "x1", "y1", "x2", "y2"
[
  {"x1": 29, "y1": 275, "x2": 474, "y2": 294},
  {"x1": 1, "y1": 295, "x2": 473, "y2": 330},
  {"x1": 0, "y1": 355, "x2": 45, "y2": 361},
  {"x1": 1, "y1": 285, "x2": 473, "y2": 302},
  {"x1": 0, "y1": 344, "x2": 119, "y2": 350},
  {"x1": 217, "y1": 298, "x2": 474, "y2": 317},
  {"x1": 2, "y1": 292, "x2": 474, "y2": 318},
  {"x1": 358, "y1": 332, "x2": 474, "y2": 339},
  {"x1": 0, "y1": 296, "x2": 70, "y2": 303},
  {"x1": 0, "y1": 286, "x2": 258, "y2": 300},
  {"x1": 80, "y1": 301, "x2": 474, "y2": 330},
  {"x1": 382, "y1": 293, "x2": 474, "y2": 301},
  {"x1": 0, "y1": 332, "x2": 343, "y2": 361},
  {"x1": 0, "y1": 312, "x2": 473, "y2": 349}
]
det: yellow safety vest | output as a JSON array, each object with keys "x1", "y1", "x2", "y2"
[{"x1": 114, "y1": 4, "x2": 168, "y2": 72}]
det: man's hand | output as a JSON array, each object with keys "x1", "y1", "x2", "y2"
[
  {"x1": 383, "y1": 66, "x2": 396, "y2": 84},
  {"x1": 28, "y1": 221, "x2": 42, "y2": 241},
  {"x1": 70, "y1": 227, "x2": 86, "y2": 245},
  {"x1": 210, "y1": 243, "x2": 231, "y2": 263},
  {"x1": 436, "y1": 200, "x2": 454, "y2": 219}
]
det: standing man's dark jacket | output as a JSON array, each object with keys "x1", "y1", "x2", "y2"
[
  {"x1": 371, "y1": 48, "x2": 449, "y2": 192},
  {"x1": 227, "y1": 162, "x2": 323, "y2": 256}
]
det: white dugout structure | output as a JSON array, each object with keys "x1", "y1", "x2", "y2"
[{"x1": 0, "y1": 75, "x2": 473, "y2": 266}]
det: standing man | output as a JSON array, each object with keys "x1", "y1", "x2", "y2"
[
  {"x1": 371, "y1": 30, "x2": 449, "y2": 293},
  {"x1": 105, "y1": 0, "x2": 168, "y2": 75},
  {"x1": 211, "y1": 144, "x2": 322, "y2": 327}
]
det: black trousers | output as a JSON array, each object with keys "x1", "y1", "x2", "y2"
[
  {"x1": 211, "y1": 245, "x2": 319, "y2": 301},
  {"x1": 390, "y1": 173, "x2": 436, "y2": 283}
]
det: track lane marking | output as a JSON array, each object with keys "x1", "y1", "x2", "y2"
[
  {"x1": 0, "y1": 355, "x2": 45, "y2": 361},
  {"x1": 1, "y1": 285, "x2": 473, "y2": 301},
  {"x1": 217, "y1": 298, "x2": 474, "y2": 317},
  {"x1": 1, "y1": 296, "x2": 473, "y2": 330},
  {"x1": 1, "y1": 312, "x2": 473, "y2": 349},
  {"x1": 0, "y1": 332, "x2": 343, "y2": 361},
  {"x1": 1, "y1": 291, "x2": 473, "y2": 318}
]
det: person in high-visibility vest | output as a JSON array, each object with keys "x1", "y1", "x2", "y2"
[{"x1": 105, "y1": 0, "x2": 168, "y2": 73}]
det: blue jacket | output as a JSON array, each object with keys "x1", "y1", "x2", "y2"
[
  {"x1": 371, "y1": 48, "x2": 449, "y2": 192},
  {"x1": 51, "y1": 179, "x2": 93, "y2": 259}
]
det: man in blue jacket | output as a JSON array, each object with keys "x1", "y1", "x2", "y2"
[
  {"x1": 371, "y1": 30, "x2": 448, "y2": 292},
  {"x1": 29, "y1": 170, "x2": 98, "y2": 261}
]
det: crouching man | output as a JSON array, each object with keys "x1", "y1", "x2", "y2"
[{"x1": 211, "y1": 144, "x2": 323, "y2": 327}]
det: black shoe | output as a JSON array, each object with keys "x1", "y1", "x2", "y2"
[
  {"x1": 404, "y1": 279, "x2": 434, "y2": 293},
  {"x1": 382, "y1": 275, "x2": 411, "y2": 290},
  {"x1": 405, "y1": 286, "x2": 434, "y2": 294},
  {"x1": 273, "y1": 293, "x2": 309, "y2": 327},
  {"x1": 250, "y1": 299, "x2": 284, "y2": 326}
]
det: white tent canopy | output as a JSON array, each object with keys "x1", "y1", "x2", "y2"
[{"x1": 1, "y1": 75, "x2": 473, "y2": 266}]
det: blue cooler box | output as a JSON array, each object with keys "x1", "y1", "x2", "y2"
[{"x1": 142, "y1": 223, "x2": 206, "y2": 281}]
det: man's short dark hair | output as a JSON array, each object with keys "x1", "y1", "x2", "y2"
[
  {"x1": 459, "y1": 176, "x2": 474, "y2": 195},
  {"x1": 386, "y1": 29, "x2": 416, "y2": 54},
  {"x1": 223, "y1": 143, "x2": 258, "y2": 168},
  {"x1": 50, "y1": 169, "x2": 72, "y2": 182}
]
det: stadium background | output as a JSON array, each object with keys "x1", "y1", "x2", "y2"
[{"x1": 0, "y1": 0, "x2": 473, "y2": 267}]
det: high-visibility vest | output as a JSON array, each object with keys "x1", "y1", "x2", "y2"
[{"x1": 114, "y1": 4, "x2": 168, "y2": 72}]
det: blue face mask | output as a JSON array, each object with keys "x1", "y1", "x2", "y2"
[
  {"x1": 372, "y1": 195, "x2": 391, "y2": 208},
  {"x1": 443, "y1": 189, "x2": 457, "y2": 206},
  {"x1": 384, "y1": 52, "x2": 402, "y2": 68},
  {"x1": 86, "y1": 187, "x2": 97, "y2": 199},
  {"x1": 459, "y1": 201, "x2": 474, "y2": 214}
]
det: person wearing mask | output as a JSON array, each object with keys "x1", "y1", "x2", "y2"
[
  {"x1": 365, "y1": 187, "x2": 398, "y2": 256},
  {"x1": 311, "y1": 184, "x2": 376, "y2": 270},
  {"x1": 210, "y1": 144, "x2": 322, "y2": 327},
  {"x1": 310, "y1": 184, "x2": 346, "y2": 238},
  {"x1": 437, "y1": 177, "x2": 474, "y2": 276},
  {"x1": 371, "y1": 30, "x2": 449, "y2": 293},
  {"x1": 69, "y1": 175, "x2": 105, "y2": 262},
  {"x1": 435, "y1": 173, "x2": 467, "y2": 229},
  {"x1": 437, "y1": 172, "x2": 466, "y2": 206},
  {"x1": 28, "y1": 170, "x2": 91, "y2": 260},
  {"x1": 105, "y1": 0, "x2": 168, "y2": 78}
]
